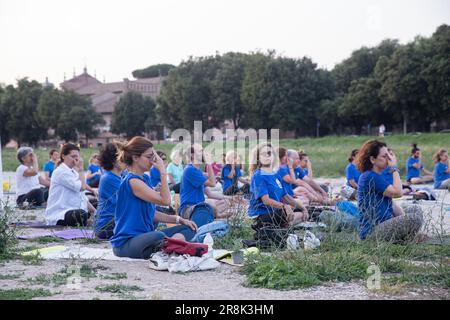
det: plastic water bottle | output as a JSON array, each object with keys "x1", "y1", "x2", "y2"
[
  {"x1": 203, "y1": 233, "x2": 214, "y2": 258},
  {"x1": 203, "y1": 233, "x2": 214, "y2": 249},
  {"x1": 304, "y1": 231, "x2": 320, "y2": 250},
  {"x1": 170, "y1": 190, "x2": 175, "y2": 207},
  {"x1": 287, "y1": 234, "x2": 299, "y2": 250}
]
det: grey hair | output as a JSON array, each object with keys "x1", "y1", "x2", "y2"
[
  {"x1": 17, "y1": 147, "x2": 33, "y2": 163},
  {"x1": 287, "y1": 149, "x2": 298, "y2": 158}
]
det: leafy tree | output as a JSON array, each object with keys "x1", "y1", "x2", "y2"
[
  {"x1": 212, "y1": 52, "x2": 248, "y2": 128},
  {"x1": 375, "y1": 40, "x2": 431, "y2": 133},
  {"x1": 5, "y1": 79, "x2": 47, "y2": 146},
  {"x1": 132, "y1": 64, "x2": 176, "y2": 79},
  {"x1": 0, "y1": 85, "x2": 11, "y2": 145},
  {"x1": 111, "y1": 91, "x2": 156, "y2": 138}
]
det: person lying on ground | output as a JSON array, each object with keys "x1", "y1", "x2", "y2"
[
  {"x1": 406, "y1": 144, "x2": 434, "y2": 184},
  {"x1": 111, "y1": 137, "x2": 197, "y2": 260},
  {"x1": 15, "y1": 147, "x2": 50, "y2": 208},
  {"x1": 356, "y1": 140, "x2": 423, "y2": 242},
  {"x1": 45, "y1": 143, "x2": 96, "y2": 227},
  {"x1": 433, "y1": 148, "x2": 450, "y2": 190}
]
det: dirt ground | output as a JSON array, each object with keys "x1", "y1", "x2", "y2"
[{"x1": 1, "y1": 173, "x2": 449, "y2": 300}]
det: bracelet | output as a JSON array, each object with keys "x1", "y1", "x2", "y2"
[
  {"x1": 176, "y1": 216, "x2": 180, "y2": 224},
  {"x1": 390, "y1": 167, "x2": 400, "y2": 174}
]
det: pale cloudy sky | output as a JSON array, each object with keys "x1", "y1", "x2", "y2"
[{"x1": 0, "y1": 0, "x2": 448, "y2": 87}]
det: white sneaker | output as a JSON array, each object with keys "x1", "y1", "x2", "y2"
[
  {"x1": 148, "y1": 251, "x2": 169, "y2": 271},
  {"x1": 304, "y1": 231, "x2": 321, "y2": 250}
]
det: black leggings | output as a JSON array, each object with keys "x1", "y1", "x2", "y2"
[
  {"x1": 170, "y1": 183, "x2": 180, "y2": 194},
  {"x1": 223, "y1": 183, "x2": 250, "y2": 196},
  {"x1": 253, "y1": 209, "x2": 289, "y2": 230},
  {"x1": 16, "y1": 188, "x2": 49, "y2": 207},
  {"x1": 95, "y1": 221, "x2": 115, "y2": 240},
  {"x1": 56, "y1": 210, "x2": 90, "y2": 227}
]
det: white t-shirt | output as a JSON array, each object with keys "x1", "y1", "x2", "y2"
[
  {"x1": 15, "y1": 165, "x2": 41, "y2": 196},
  {"x1": 45, "y1": 163, "x2": 88, "y2": 225}
]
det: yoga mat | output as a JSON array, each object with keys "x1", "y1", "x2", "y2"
[
  {"x1": 18, "y1": 230, "x2": 54, "y2": 240},
  {"x1": 53, "y1": 229, "x2": 95, "y2": 240},
  {"x1": 21, "y1": 245, "x2": 67, "y2": 256},
  {"x1": 22, "y1": 245, "x2": 146, "y2": 261},
  {"x1": 10, "y1": 221, "x2": 62, "y2": 229},
  {"x1": 17, "y1": 228, "x2": 95, "y2": 240}
]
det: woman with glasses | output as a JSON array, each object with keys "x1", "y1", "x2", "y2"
[
  {"x1": 248, "y1": 143, "x2": 307, "y2": 235},
  {"x1": 111, "y1": 137, "x2": 197, "y2": 259}
]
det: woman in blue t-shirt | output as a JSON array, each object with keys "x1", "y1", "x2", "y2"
[
  {"x1": 248, "y1": 143, "x2": 307, "y2": 234},
  {"x1": 179, "y1": 144, "x2": 232, "y2": 228},
  {"x1": 433, "y1": 149, "x2": 450, "y2": 190},
  {"x1": 86, "y1": 154, "x2": 103, "y2": 188},
  {"x1": 111, "y1": 137, "x2": 197, "y2": 259},
  {"x1": 345, "y1": 149, "x2": 361, "y2": 189},
  {"x1": 95, "y1": 143, "x2": 124, "y2": 240},
  {"x1": 356, "y1": 140, "x2": 423, "y2": 241},
  {"x1": 406, "y1": 144, "x2": 434, "y2": 184},
  {"x1": 221, "y1": 150, "x2": 250, "y2": 196}
]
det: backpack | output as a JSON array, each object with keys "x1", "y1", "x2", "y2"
[{"x1": 161, "y1": 237, "x2": 208, "y2": 257}]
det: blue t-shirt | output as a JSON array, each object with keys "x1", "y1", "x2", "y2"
[
  {"x1": 87, "y1": 164, "x2": 102, "y2": 184},
  {"x1": 406, "y1": 157, "x2": 423, "y2": 181},
  {"x1": 110, "y1": 172, "x2": 156, "y2": 248},
  {"x1": 345, "y1": 163, "x2": 361, "y2": 187},
  {"x1": 277, "y1": 165, "x2": 294, "y2": 196},
  {"x1": 95, "y1": 170, "x2": 121, "y2": 235},
  {"x1": 249, "y1": 169, "x2": 286, "y2": 217},
  {"x1": 149, "y1": 166, "x2": 161, "y2": 188},
  {"x1": 434, "y1": 162, "x2": 450, "y2": 189},
  {"x1": 166, "y1": 162, "x2": 184, "y2": 184},
  {"x1": 43, "y1": 160, "x2": 55, "y2": 178},
  {"x1": 382, "y1": 166, "x2": 394, "y2": 185},
  {"x1": 179, "y1": 164, "x2": 207, "y2": 214},
  {"x1": 357, "y1": 170, "x2": 393, "y2": 240},
  {"x1": 221, "y1": 165, "x2": 242, "y2": 191},
  {"x1": 291, "y1": 166, "x2": 306, "y2": 189}
]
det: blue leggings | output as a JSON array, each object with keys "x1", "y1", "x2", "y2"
[{"x1": 112, "y1": 225, "x2": 195, "y2": 259}]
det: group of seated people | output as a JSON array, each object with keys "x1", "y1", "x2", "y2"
[
  {"x1": 345, "y1": 143, "x2": 450, "y2": 192},
  {"x1": 13, "y1": 137, "x2": 449, "y2": 260}
]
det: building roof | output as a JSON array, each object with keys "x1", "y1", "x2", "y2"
[{"x1": 60, "y1": 70, "x2": 102, "y2": 91}]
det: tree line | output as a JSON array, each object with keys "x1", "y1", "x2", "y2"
[
  {"x1": 0, "y1": 79, "x2": 104, "y2": 146},
  {"x1": 1, "y1": 24, "x2": 448, "y2": 145},
  {"x1": 155, "y1": 24, "x2": 449, "y2": 136}
]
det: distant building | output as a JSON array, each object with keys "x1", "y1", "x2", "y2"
[{"x1": 60, "y1": 67, "x2": 164, "y2": 147}]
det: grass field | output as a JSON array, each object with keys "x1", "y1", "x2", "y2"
[{"x1": 1, "y1": 133, "x2": 449, "y2": 178}]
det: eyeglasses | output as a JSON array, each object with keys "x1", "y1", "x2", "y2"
[{"x1": 142, "y1": 153, "x2": 156, "y2": 161}]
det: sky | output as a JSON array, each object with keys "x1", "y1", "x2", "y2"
[{"x1": 0, "y1": 0, "x2": 449, "y2": 87}]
